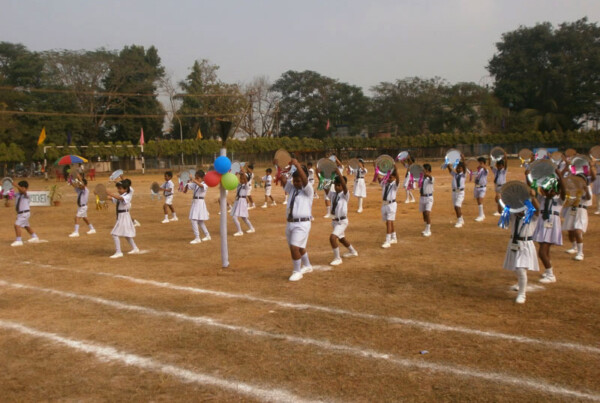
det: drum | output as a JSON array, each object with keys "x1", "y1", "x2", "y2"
[
  {"x1": 534, "y1": 148, "x2": 549, "y2": 160},
  {"x1": 569, "y1": 154, "x2": 591, "y2": 176},
  {"x1": 490, "y1": 146, "x2": 506, "y2": 164},
  {"x1": 374, "y1": 155, "x2": 395, "y2": 176},
  {"x1": 109, "y1": 169, "x2": 124, "y2": 182},
  {"x1": 589, "y1": 145, "x2": 600, "y2": 161},
  {"x1": 500, "y1": 181, "x2": 531, "y2": 213},
  {"x1": 563, "y1": 174, "x2": 587, "y2": 207},
  {"x1": 442, "y1": 149, "x2": 462, "y2": 170},
  {"x1": 465, "y1": 159, "x2": 478, "y2": 175},
  {"x1": 518, "y1": 148, "x2": 533, "y2": 167},
  {"x1": 550, "y1": 151, "x2": 563, "y2": 167}
]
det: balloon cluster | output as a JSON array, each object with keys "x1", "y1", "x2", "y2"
[{"x1": 204, "y1": 156, "x2": 239, "y2": 190}]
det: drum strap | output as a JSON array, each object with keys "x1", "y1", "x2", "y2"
[
  {"x1": 15, "y1": 194, "x2": 21, "y2": 213},
  {"x1": 331, "y1": 192, "x2": 340, "y2": 216},
  {"x1": 383, "y1": 183, "x2": 392, "y2": 201},
  {"x1": 512, "y1": 216, "x2": 522, "y2": 244},
  {"x1": 542, "y1": 197, "x2": 552, "y2": 220},
  {"x1": 287, "y1": 188, "x2": 299, "y2": 220},
  {"x1": 77, "y1": 190, "x2": 83, "y2": 207}
]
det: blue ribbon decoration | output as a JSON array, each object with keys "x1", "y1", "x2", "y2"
[
  {"x1": 498, "y1": 205, "x2": 511, "y2": 229},
  {"x1": 523, "y1": 199, "x2": 536, "y2": 224},
  {"x1": 452, "y1": 158, "x2": 460, "y2": 169}
]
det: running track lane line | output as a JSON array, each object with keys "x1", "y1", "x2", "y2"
[
  {"x1": 1, "y1": 279, "x2": 599, "y2": 402},
  {"x1": 0, "y1": 319, "x2": 326, "y2": 403},
  {"x1": 16, "y1": 260, "x2": 600, "y2": 355}
]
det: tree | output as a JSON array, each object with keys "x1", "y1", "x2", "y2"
[
  {"x1": 488, "y1": 18, "x2": 600, "y2": 131},
  {"x1": 239, "y1": 76, "x2": 280, "y2": 138}
]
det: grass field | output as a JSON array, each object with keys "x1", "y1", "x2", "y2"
[{"x1": 0, "y1": 161, "x2": 599, "y2": 402}]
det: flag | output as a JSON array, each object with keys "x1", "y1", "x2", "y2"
[
  {"x1": 139, "y1": 128, "x2": 145, "y2": 146},
  {"x1": 196, "y1": 128, "x2": 203, "y2": 139},
  {"x1": 67, "y1": 131, "x2": 72, "y2": 145},
  {"x1": 326, "y1": 119, "x2": 330, "y2": 130},
  {"x1": 37, "y1": 127, "x2": 47, "y2": 145}
]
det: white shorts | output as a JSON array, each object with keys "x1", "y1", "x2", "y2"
[
  {"x1": 15, "y1": 212, "x2": 30, "y2": 228},
  {"x1": 324, "y1": 191, "x2": 330, "y2": 201},
  {"x1": 381, "y1": 202, "x2": 397, "y2": 221},
  {"x1": 419, "y1": 196, "x2": 433, "y2": 212},
  {"x1": 452, "y1": 191, "x2": 464, "y2": 207},
  {"x1": 495, "y1": 184, "x2": 504, "y2": 194},
  {"x1": 164, "y1": 195, "x2": 174, "y2": 205},
  {"x1": 474, "y1": 187, "x2": 487, "y2": 199},
  {"x1": 76, "y1": 205, "x2": 88, "y2": 218},
  {"x1": 331, "y1": 219, "x2": 348, "y2": 239},
  {"x1": 563, "y1": 206, "x2": 588, "y2": 233},
  {"x1": 264, "y1": 186, "x2": 272, "y2": 197},
  {"x1": 286, "y1": 221, "x2": 311, "y2": 248}
]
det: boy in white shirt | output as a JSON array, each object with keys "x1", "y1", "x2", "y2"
[
  {"x1": 419, "y1": 164, "x2": 434, "y2": 236},
  {"x1": 160, "y1": 171, "x2": 178, "y2": 223},
  {"x1": 69, "y1": 178, "x2": 96, "y2": 237},
  {"x1": 473, "y1": 157, "x2": 488, "y2": 222},
  {"x1": 379, "y1": 169, "x2": 400, "y2": 248},
  {"x1": 261, "y1": 168, "x2": 276, "y2": 208},
  {"x1": 328, "y1": 168, "x2": 358, "y2": 266}
]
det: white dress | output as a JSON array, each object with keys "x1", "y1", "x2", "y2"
[
  {"x1": 188, "y1": 182, "x2": 209, "y2": 221},
  {"x1": 533, "y1": 195, "x2": 563, "y2": 245},
  {"x1": 503, "y1": 215, "x2": 539, "y2": 272},
  {"x1": 352, "y1": 167, "x2": 367, "y2": 198},
  {"x1": 111, "y1": 191, "x2": 136, "y2": 237},
  {"x1": 230, "y1": 183, "x2": 249, "y2": 218}
]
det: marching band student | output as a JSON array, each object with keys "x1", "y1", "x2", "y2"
[
  {"x1": 116, "y1": 173, "x2": 141, "y2": 227},
  {"x1": 349, "y1": 158, "x2": 367, "y2": 213},
  {"x1": 448, "y1": 161, "x2": 465, "y2": 228},
  {"x1": 593, "y1": 161, "x2": 600, "y2": 215},
  {"x1": 492, "y1": 158, "x2": 508, "y2": 216},
  {"x1": 419, "y1": 164, "x2": 434, "y2": 237},
  {"x1": 261, "y1": 168, "x2": 276, "y2": 208},
  {"x1": 280, "y1": 159, "x2": 314, "y2": 282},
  {"x1": 532, "y1": 173, "x2": 565, "y2": 283},
  {"x1": 564, "y1": 171, "x2": 596, "y2": 261},
  {"x1": 160, "y1": 171, "x2": 178, "y2": 223},
  {"x1": 69, "y1": 177, "x2": 96, "y2": 237},
  {"x1": 328, "y1": 168, "x2": 358, "y2": 266},
  {"x1": 231, "y1": 169, "x2": 255, "y2": 236},
  {"x1": 307, "y1": 162, "x2": 318, "y2": 199},
  {"x1": 403, "y1": 168, "x2": 416, "y2": 203},
  {"x1": 106, "y1": 179, "x2": 140, "y2": 258},
  {"x1": 184, "y1": 170, "x2": 211, "y2": 244},
  {"x1": 11, "y1": 181, "x2": 40, "y2": 246},
  {"x1": 379, "y1": 169, "x2": 400, "y2": 248},
  {"x1": 473, "y1": 157, "x2": 488, "y2": 222},
  {"x1": 318, "y1": 164, "x2": 332, "y2": 218},
  {"x1": 503, "y1": 190, "x2": 540, "y2": 304},
  {"x1": 245, "y1": 164, "x2": 256, "y2": 209}
]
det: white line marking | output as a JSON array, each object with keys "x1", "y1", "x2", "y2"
[
  {"x1": 0, "y1": 319, "x2": 324, "y2": 403},
  {"x1": 2, "y1": 279, "x2": 599, "y2": 401},
  {"x1": 16, "y1": 261, "x2": 600, "y2": 355}
]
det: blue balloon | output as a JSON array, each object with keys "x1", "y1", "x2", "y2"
[{"x1": 214, "y1": 156, "x2": 232, "y2": 174}]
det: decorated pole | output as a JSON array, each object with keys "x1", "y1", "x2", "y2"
[{"x1": 218, "y1": 121, "x2": 233, "y2": 268}]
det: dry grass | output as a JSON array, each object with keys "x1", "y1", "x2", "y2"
[{"x1": 0, "y1": 161, "x2": 599, "y2": 402}]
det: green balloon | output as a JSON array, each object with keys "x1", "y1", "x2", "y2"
[{"x1": 221, "y1": 172, "x2": 239, "y2": 190}]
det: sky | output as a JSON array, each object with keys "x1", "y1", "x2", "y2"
[{"x1": 1, "y1": 0, "x2": 599, "y2": 94}]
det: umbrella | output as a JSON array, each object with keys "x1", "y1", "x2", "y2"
[{"x1": 55, "y1": 155, "x2": 88, "y2": 165}]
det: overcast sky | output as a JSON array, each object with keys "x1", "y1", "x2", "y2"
[{"x1": 1, "y1": 0, "x2": 599, "y2": 94}]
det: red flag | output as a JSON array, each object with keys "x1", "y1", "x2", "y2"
[
  {"x1": 326, "y1": 119, "x2": 330, "y2": 130},
  {"x1": 139, "y1": 128, "x2": 145, "y2": 145}
]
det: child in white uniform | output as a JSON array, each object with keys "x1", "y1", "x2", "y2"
[
  {"x1": 592, "y1": 161, "x2": 600, "y2": 214},
  {"x1": 231, "y1": 170, "x2": 255, "y2": 236},
  {"x1": 307, "y1": 162, "x2": 318, "y2": 199},
  {"x1": 11, "y1": 181, "x2": 40, "y2": 246},
  {"x1": 403, "y1": 169, "x2": 416, "y2": 203},
  {"x1": 185, "y1": 170, "x2": 211, "y2": 244},
  {"x1": 261, "y1": 168, "x2": 276, "y2": 208},
  {"x1": 161, "y1": 171, "x2": 178, "y2": 223},
  {"x1": 492, "y1": 159, "x2": 508, "y2": 216},
  {"x1": 448, "y1": 162, "x2": 465, "y2": 228},
  {"x1": 280, "y1": 160, "x2": 314, "y2": 281},
  {"x1": 563, "y1": 173, "x2": 594, "y2": 261},
  {"x1": 69, "y1": 178, "x2": 96, "y2": 237},
  {"x1": 106, "y1": 179, "x2": 139, "y2": 258},
  {"x1": 328, "y1": 168, "x2": 358, "y2": 266},
  {"x1": 419, "y1": 164, "x2": 434, "y2": 236},
  {"x1": 379, "y1": 169, "x2": 400, "y2": 248},
  {"x1": 473, "y1": 157, "x2": 488, "y2": 222},
  {"x1": 502, "y1": 195, "x2": 540, "y2": 304},
  {"x1": 349, "y1": 158, "x2": 367, "y2": 213},
  {"x1": 246, "y1": 164, "x2": 256, "y2": 209}
]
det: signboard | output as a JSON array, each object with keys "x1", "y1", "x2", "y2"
[{"x1": 29, "y1": 191, "x2": 51, "y2": 206}]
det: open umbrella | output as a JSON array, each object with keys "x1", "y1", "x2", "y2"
[{"x1": 55, "y1": 155, "x2": 88, "y2": 165}]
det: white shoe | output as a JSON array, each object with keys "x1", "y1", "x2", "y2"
[
  {"x1": 422, "y1": 231, "x2": 432, "y2": 237},
  {"x1": 595, "y1": 210, "x2": 600, "y2": 215},
  {"x1": 248, "y1": 205, "x2": 255, "y2": 210},
  {"x1": 324, "y1": 213, "x2": 332, "y2": 218},
  {"x1": 289, "y1": 271, "x2": 303, "y2": 281},
  {"x1": 110, "y1": 252, "x2": 123, "y2": 259},
  {"x1": 271, "y1": 202, "x2": 277, "y2": 206},
  {"x1": 574, "y1": 254, "x2": 584, "y2": 261},
  {"x1": 390, "y1": 238, "x2": 398, "y2": 244},
  {"x1": 133, "y1": 220, "x2": 141, "y2": 227},
  {"x1": 539, "y1": 275, "x2": 556, "y2": 284},
  {"x1": 357, "y1": 208, "x2": 363, "y2": 213},
  {"x1": 282, "y1": 200, "x2": 287, "y2": 205},
  {"x1": 454, "y1": 222, "x2": 463, "y2": 228},
  {"x1": 515, "y1": 294, "x2": 526, "y2": 304},
  {"x1": 201, "y1": 236, "x2": 211, "y2": 241},
  {"x1": 565, "y1": 247, "x2": 577, "y2": 254},
  {"x1": 510, "y1": 284, "x2": 519, "y2": 291},
  {"x1": 261, "y1": 204, "x2": 268, "y2": 208},
  {"x1": 190, "y1": 238, "x2": 202, "y2": 244},
  {"x1": 493, "y1": 212, "x2": 501, "y2": 216},
  {"x1": 410, "y1": 199, "x2": 416, "y2": 203},
  {"x1": 233, "y1": 231, "x2": 244, "y2": 237},
  {"x1": 404, "y1": 200, "x2": 410, "y2": 204},
  {"x1": 381, "y1": 242, "x2": 391, "y2": 249},
  {"x1": 169, "y1": 217, "x2": 178, "y2": 222},
  {"x1": 11, "y1": 240, "x2": 23, "y2": 247},
  {"x1": 300, "y1": 265, "x2": 313, "y2": 274},
  {"x1": 27, "y1": 237, "x2": 40, "y2": 243},
  {"x1": 246, "y1": 228, "x2": 255, "y2": 233},
  {"x1": 69, "y1": 232, "x2": 80, "y2": 238},
  {"x1": 342, "y1": 250, "x2": 358, "y2": 258},
  {"x1": 161, "y1": 218, "x2": 170, "y2": 223},
  {"x1": 474, "y1": 216, "x2": 485, "y2": 222},
  {"x1": 86, "y1": 229, "x2": 96, "y2": 235},
  {"x1": 128, "y1": 248, "x2": 140, "y2": 255},
  {"x1": 330, "y1": 258, "x2": 343, "y2": 266}
]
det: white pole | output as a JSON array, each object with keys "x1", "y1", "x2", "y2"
[
  {"x1": 141, "y1": 144, "x2": 145, "y2": 174},
  {"x1": 219, "y1": 147, "x2": 229, "y2": 268}
]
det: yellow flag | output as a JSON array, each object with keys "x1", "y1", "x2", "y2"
[
  {"x1": 196, "y1": 128, "x2": 203, "y2": 139},
  {"x1": 37, "y1": 127, "x2": 47, "y2": 145}
]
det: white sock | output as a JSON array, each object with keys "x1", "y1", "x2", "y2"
[
  {"x1": 172, "y1": 213, "x2": 177, "y2": 218},
  {"x1": 74, "y1": 224, "x2": 79, "y2": 232},
  {"x1": 425, "y1": 224, "x2": 430, "y2": 232},
  {"x1": 112, "y1": 235, "x2": 121, "y2": 253},
  {"x1": 326, "y1": 205, "x2": 331, "y2": 215},
  {"x1": 284, "y1": 194, "x2": 288, "y2": 203},
  {"x1": 89, "y1": 224, "x2": 94, "y2": 230},
  {"x1": 348, "y1": 245, "x2": 356, "y2": 253},
  {"x1": 517, "y1": 268, "x2": 527, "y2": 298},
  {"x1": 293, "y1": 258, "x2": 301, "y2": 273},
  {"x1": 577, "y1": 243, "x2": 583, "y2": 254},
  {"x1": 545, "y1": 267, "x2": 554, "y2": 276},
  {"x1": 392, "y1": 232, "x2": 397, "y2": 240},
  {"x1": 409, "y1": 192, "x2": 415, "y2": 201},
  {"x1": 16, "y1": 237, "x2": 22, "y2": 241},
  {"x1": 233, "y1": 216, "x2": 242, "y2": 232},
  {"x1": 572, "y1": 241, "x2": 577, "y2": 249},
  {"x1": 199, "y1": 221, "x2": 209, "y2": 237},
  {"x1": 126, "y1": 237, "x2": 137, "y2": 249},
  {"x1": 242, "y1": 217, "x2": 253, "y2": 230},
  {"x1": 191, "y1": 220, "x2": 199, "y2": 237},
  {"x1": 478, "y1": 205, "x2": 484, "y2": 216},
  {"x1": 333, "y1": 247, "x2": 340, "y2": 259},
  {"x1": 385, "y1": 234, "x2": 391, "y2": 243},
  {"x1": 164, "y1": 214, "x2": 169, "y2": 220},
  {"x1": 31, "y1": 233, "x2": 38, "y2": 239},
  {"x1": 301, "y1": 252, "x2": 311, "y2": 268},
  {"x1": 358, "y1": 198, "x2": 363, "y2": 210}
]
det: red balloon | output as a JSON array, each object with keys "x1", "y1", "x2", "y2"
[{"x1": 204, "y1": 171, "x2": 222, "y2": 187}]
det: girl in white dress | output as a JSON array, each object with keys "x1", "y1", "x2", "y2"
[
  {"x1": 349, "y1": 158, "x2": 367, "y2": 213},
  {"x1": 106, "y1": 179, "x2": 139, "y2": 258},
  {"x1": 231, "y1": 169, "x2": 255, "y2": 236},
  {"x1": 184, "y1": 170, "x2": 211, "y2": 244}
]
